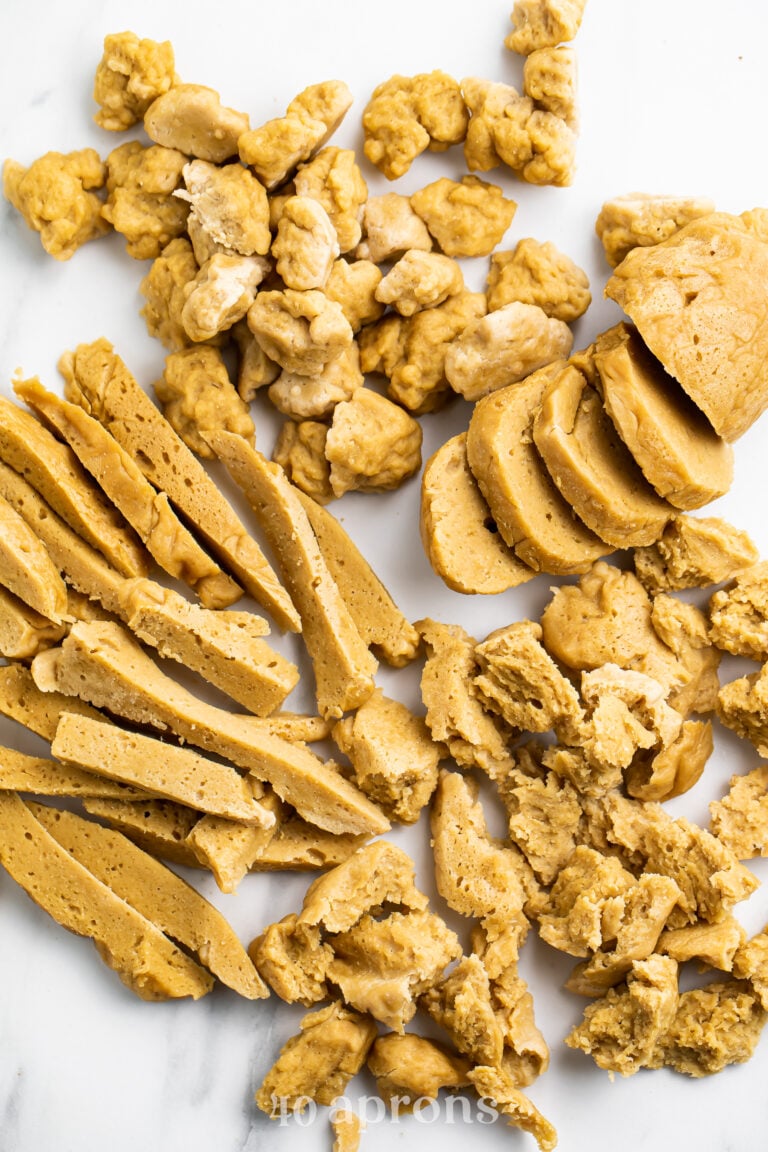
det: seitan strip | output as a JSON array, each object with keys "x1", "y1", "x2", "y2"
[
  {"x1": 0, "y1": 662, "x2": 105, "y2": 742},
  {"x1": 206, "y1": 432, "x2": 377, "y2": 719},
  {"x1": 0, "y1": 392, "x2": 148, "y2": 578},
  {"x1": 52, "y1": 712, "x2": 275, "y2": 825},
  {"x1": 0, "y1": 743, "x2": 149, "y2": 800},
  {"x1": 32, "y1": 622, "x2": 389, "y2": 838},
  {"x1": 0, "y1": 493, "x2": 68, "y2": 622},
  {"x1": 0, "y1": 584, "x2": 65, "y2": 659},
  {"x1": 29, "y1": 802, "x2": 267, "y2": 999},
  {"x1": 16, "y1": 377, "x2": 241, "y2": 609},
  {"x1": 187, "y1": 806, "x2": 279, "y2": 893},
  {"x1": 58, "y1": 339, "x2": 299, "y2": 631},
  {"x1": 0, "y1": 791, "x2": 212, "y2": 1000},
  {"x1": 82, "y1": 797, "x2": 203, "y2": 868}
]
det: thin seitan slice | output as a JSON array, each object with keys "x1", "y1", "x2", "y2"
[
  {"x1": 120, "y1": 579, "x2": 298, "y2": 716},
  {"x1": 52, "y1": 711, "x2": 275, "y2": 826},
  {"x1": 420, "y1": 432, "x2": 534, "y2": 595},
  {"x1": 0, "y1": 662, "x2": 106, "y2": 742},
  {"x1": 0, "y1": 743, "x2": 150, "y2": 800},
  {"x1": 466, "y1": 363, "x2": 605, "y2": 575},
  {"x1": 58, "y1": 339, "x2": 299, "y2": 631},
  {"x1": 0, "y1": 790, "x2": 212, "y2": 1000},
  {"x1": 31, "y1": 622, "x2": 389, "y2": 838},
  {"x1": 29, "y1": 802, "x2": 268, "y2": 999},
  {"x1": 82, "y1": 797, "x2": 203, "y2": 868},
  {"x1": 15, "y1": 377, "x2": 241, "y2": 609},
  {"x1": 0, "y1": 393, "x2": 148, "y2": 578},
  {"x1": 0, "y1": 584, "x2": 65, "y2": 659},
  {"x1": 0, "y1": 492, "x2": 68, "y2": 622},
  {"x1": 294, "y1": 488, "x2": 419, "y2": 668},
  {"x1": 532, "y1": 364, "x2": 673, "y2": 548},
  {"x1": 592, "y1": 323, "x2": 733, "y2": 510},
  {"x1": 205, "y1": 431, "x2": 377, "y2": 719}
]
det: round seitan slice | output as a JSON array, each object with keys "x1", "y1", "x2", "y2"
[
  {"x1": 605, "y1": 212, "x2": 768, "y2": 441},
  {"x1": 466, "y1": 363, "x2": 605, "y2": 575},
  {"x1": 593, "y1": 323, "x2": 734, "y2": 510},
  {"x1": 420, "y1": 432, "x2": 534, "y2": 594},
  {"x1": 532, "y1": 364, "x2": 673, "y2": 548}
]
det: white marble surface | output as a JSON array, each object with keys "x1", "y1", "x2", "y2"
[{"x1": 1, "y1": 0, "x2": 768, "y2": 1149}]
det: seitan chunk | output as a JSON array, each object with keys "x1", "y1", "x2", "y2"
[
  {"x1": 186, "y1": 808, "x2": 277, "y2": 893},
  {"x1": 0, "y1": 493, "x2": 68, "y2": 623},
  {"x1": 634, "y1": 514, "x2": 758, "y2": 595},
  {"x1": 659, "y1": 918, "x2": 745, "y2": 972},
  {"x1": 533, "y1": 363, "x2": 673, "y2": 548},
  {"x1": 593, "y1": 323, "x2": 733, "y2": 509},
  {"x1": 0, "y1": 392, "x2": 148, "y2": 578},
  {"x1": 649, "y1": 980, "x2": 767, "y2": 1076},
  {"x1": 205, "y1": 432, "x2": 377, "y2": 719},
  {"x1": 734, "y1": 928, "x2": 768, "y2": 1009},
  {"x1": 367, "y1": 1033, "x2": 470, "y2": 1111},
  {"x1": 0, "y1": 791, "x2": 212, "y2": 1000},
  {"x1": 709, "y1": 561, "x2": 768, "y2": 660},
  {"x1": 16, "y1": 377, "x2": 240, "y2": 608},
  {"x1": 0, "y1": 584, "x2": 65, "y2": 659},
  {"x1": 249, "y1": 913, "x2": 332, "y2": 1006},
  {"x1": 710, "y1": 765, "x2": 768, "y2": 859},
  {"x1": 625, "y1": 719, "x2": 713, "y2": 802},
  {"x1": 420, "y1": 433, "x2": 534, "y2": 595},
  {"x1": 29, "y1": 802, "x2": 267, "y2": 998},
  {"x1": 58, "y1": 339, "x2": 298, "y2": 631},
  {"x1": 498, "y1": 744, "x2": 584, "y2": 885},
  {"x1": 31, "y1": 622, "x2": 389, "y2": 838},
  {"x1": 467, "y1": 1064, "x2": 557, "y2": 1152},
  {"x1": 467, "y1": 364, "x2": 605, "y2": 575},
  {"x1": 595, "y1": 193, "x2": 716, "y2": 268},
  {"x1": 717, "y1": 664, "x2": 768, "y2": 755},
  {"x1": 422, "y1": 954, "x2": 505, "y2": 1067}
]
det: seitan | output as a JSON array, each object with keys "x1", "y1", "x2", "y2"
[
  {"x1": 0, "y1": 493, "x2": 68, "y2": 622},
  {"x1": 0, "y1": 584, "x2": 65, "y2": 659}
]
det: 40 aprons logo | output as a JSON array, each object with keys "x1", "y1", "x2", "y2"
[{"x1": 268, "y1": 1092, "x2": 501, "y2": 1126}]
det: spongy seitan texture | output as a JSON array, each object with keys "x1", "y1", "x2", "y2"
[
  {"x1": 205, "y1": 431, "x2": 377, "y2": 719},
  {"x1": 0, "y1": 584, "x2": 65, "y2": 660},
  {"x1": 634, "y1": 515, "x2": 758, "y2": 595},
  {"x1": 367, "y1": 1033, "x2": 470, "y2": 1109},
  {"x1": 0, "y1": 493, "x2": 68, "y2": 622},
  {"x1": 58, "y1": 338, "x2": 299, "y2": 630},
  {"x1": 606, "y1": 212, "x2": 768, "y2": 441},
  {"x1": 420, "y1": 432, "x2": 534, "y2": 594},
  {"x1": 0, "y1": 791, "x2": 212, "y2": 1000},
  {"x1": 0, "y1": 662, "x2": 105, "y2": 742},
  {"x1": 0, "y1": 743, "x2": 148, "y2": 801}
]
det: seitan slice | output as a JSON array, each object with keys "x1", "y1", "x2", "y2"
[
  {"x1": 0, "y1": 662, "x2": 105, "y2": 742},
  {"x1": 29, "y1": 802, "x2": 267, "y2": 998},
  {"x1": 605, "y1": 212, "x2": 768, "y2": 441},
  {"x1": 466, "y1": 363, "x2": 605, "y2": 574},
  {"x1": 0, "y1": 744, "x2": 149, "y2": 800},
  {"x1": 0, "y1": 492, "x2": 68, "y2": 622},
  {"x1": 31, "y1": 622, "x2": 389, "y2": 837},
  {"x1": 420, "y1": 432, "x2": 534, "y2": 595},
  {"x1": 295, "y1": 487, "x2": 419, "y2": 667},
  {"x1": 0, "y1": 584, "x2": 65, "y2": 659},
  {"x1": 0, "y1": 790, "x2": 212, "y2": 1000},
  {"x1": 532, "y1": 363, "x2": 673, "y2": 548},
  {"x1": 52, "y1": 711, "x2": 275, "y2": 825},
  {"x1": 593, "y1": 323, "x2": 733, "y2": 509},
  {"x1": 82, "y1": 797, "x2": 203, "y2": 868},
  {"x1": 0, "y1": 392, "x2": 148, "y2": 577},
  {"x1": 205, "y1": 431, "x2": 377, "y2": 719},
  {"x1": 15, "y1": 377, "x2": 241, "y2": 608},
  {"x1": 58, "y1": 338, "x2": 299, "y2": 631}
]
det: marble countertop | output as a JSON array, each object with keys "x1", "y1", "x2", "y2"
[{"x1": 1, "y1": 1, "x2": 768, "y2": 1149}]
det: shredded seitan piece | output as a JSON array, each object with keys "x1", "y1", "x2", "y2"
[{"x1": 367, "y1": 1033, "x2": 470, "y2": 1110}]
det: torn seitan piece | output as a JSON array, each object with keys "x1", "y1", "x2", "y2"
[
  {"x1": 709, "y1": 765, "x2": 768, "y2": 859},
  {"x1": 0, "y1": 790, "x2": 212, "y2": 1000},
  {"x1": 717, "y1": 663, "x2": 768, "y2": 755},
  {"x1": 420, "y1": 432, "x2": 534, "y2": 595},
  {"x1": 418, "y1": 618, "x2": 514, "y2": 777},
  {"x1": 734, "y1": 928, "x2": 768, "y2": 1009},
  {"x1": 250, "y1": 913, "x2": 334, "y2": 1006},
  {"x1": 294, "y1": 487, "x2": 420, "y2": 667},
  {"x1": 709, "y1": 561, "x2": 768, "y2": 660},
  {"x1": 474, "y1": 620, "x2": 584, "y2": 741},
  {"x1": 659, "y1": 918, "x2": 746, "y2": 972},
  {"x1": 598, "y1": 792, "x2": 759, "y2": 927},
  {"x1": 120, "y1": 579, "x2": 298, "y2": 716},
  {"x1": 331, "y1": 1109, "x2": 362, "y2": 1152},
  {"x1": 422, "y1": 953, "x2": 505, "y2": 1066},
  {"x1": 0, "y1": 661, "x2": 105, "y2": 742},
  {"x1": 0, "y1": 392, "x2": 148, "y2": 578},
  {"x1": 15, "y1": 376, "x2": 241, "y2": 609},
  {"x1": 0, "y1": 744, "x2": 149, "y2": 801},
  {"x1": 29, "y1": 802, "x2": 267, "y2": 998},
  {"x1": 476, "y1": 950, "x2": 549, "y2": 1087},
  {"x1": 203, "y1": 432, "x2": 376, "y2": 718},
  {"x1": 65, "y1": 587, "x2": 119, "y2": 624},
  {"x1": 634, "y1": 514, "x2": 758, "y2": 595},
  {"x1": 255, "y1": 1002, "x2": 377, "y2": 1116},
  {"x1": 186, "y1": 790, "x2": 281, "y2": 892},
  {"x1": 625, "y1": 718, "x2": 713, "y2": 802},
  {"x1": 467, "y1": 1064, "x2": 557, "y2": 1152},
  {"x1": 326, "y1": 908, "x2": 461, "y2": 1031},
  {"x1": 332, "y1": 687, "x2": 441, "y2": 823},
  {"x1": 51, "y1": 711, "x2": 275, "y2": 825},
  {"x1": 648, "y1": 980, "x2": 767, "y2": 1076},
  {"x1": 31, "y1": 622, "x2": 389, "y2": 837},
  {"x1": 367, "y1": 1034, "x2": 470, "y2": 1111},
  {"x1": 565, "y1": 955, "x2": 679, "y2": 1076},
  {"x1": 0, "y1": 493, "x2": 68, "y2": 622},
  {"x1": 432, "y1": 770, "x2": 537, "y2": 923},
  {"x1": 297, "y1": 840, "x2": 427, "y2": 934},
  {"x1": 58, "y1": 338, "x2": 299, "y2": 631},
  {"x1": 0, "y1": 584, "x2": 65, "y2": 659},
  {"x1": 82, "y1": 797, "x2": 203, "y2": 868}
]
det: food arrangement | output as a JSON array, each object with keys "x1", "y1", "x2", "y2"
[{"x1": 2, "y1": 3, "x2": 768, "y2": 1150}]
